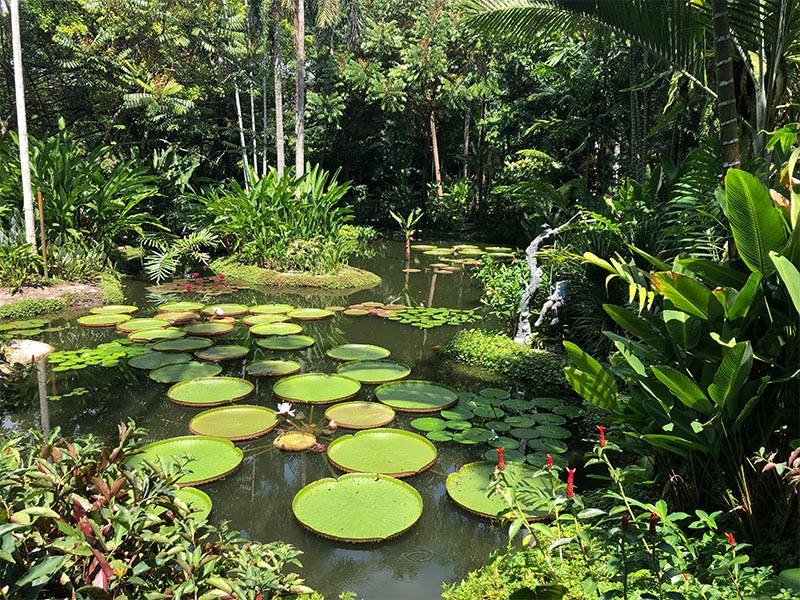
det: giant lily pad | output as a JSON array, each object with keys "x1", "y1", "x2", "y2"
[
  {"x1": 242, "y1": 314, "x2": 290, "y2": 327},
  {"x1": 128, "y1": 436, "x2": 242, "y2": 486},
  {"x1": 272, "y1": 373, "x2": 361, "y2": 404},
  {"x1": 201, "y1": 304, "x2": 250, "y2": 317},
  {"x1": 189, "y1": 404, "x2": 278, "y2": 440},
  {"x1": 128, "y1": 352, "x2": 193, "y2": 370},
  {"x1": 153, "y1": 337, "x2": 213, "y2": 352},
  {"x1": 336, "y1": 360, "x2": 411, "y2": 384},
  {"x1": 374, "y1": 380, "x2": 458, "y2": 413},
  {"x1": 326, "y1": 344, "x2": 391, "y2": 361},
  {"x1": 249, "y1": 304, "x2": 294, "y2": 315},
  {"x1": 167, "y1": 376, "x2": 254, "y2": 406},
  {"x1": 326, "y1": 428, "x2": 436, "y2": 477},
  {"x1": 250, "y1": 322, "x2": 303, "y2": 337},
  {"x1": 157, "y1": 301, "x2": 205, "y2": 312},
  {"x1": 149, "y1": 361, "x2": 222, "y2": 383},
  {"x1": 324, "y1": 401, "x2": 396, "y2": 430},
  {"x1": 117, "y1": 318, "x2": 170, "y2": 333},
  {"x1": 77, "y1": 314, "x2": 132, "y2": 328},
  {"x1": 246, "y1": 359, "x2": 301, "y2": 377},
  {"x1": 175, "y1": 487, "x2": 212, "y2": 520},
  {"x1": 157, "y1": 311, "x2": 200, "y2": 325},
  {"x1": 184, "y1": 322, "x2": 234, "y2": 337},
  {"x1": 288, "y1": 308, "x2": 334, "y2": 321},
  {"x1": 446, "y1": 461, "x2": 550, "y2": 519},
  {"x1": 89, "y1": 305, "x2": 139, "y2": 315},
  {"x1": 293, "y1": 473, "x2": 423, "y2": 543},
  {"x1": 128, "y1": 327, "x2": 187, "y2": 343},
  {"x1": 194, "y1": 345, "x2": 250, "y2": 362},
  {"x1": 256, "y1": 335, "x2": 315, "y2": 351}
]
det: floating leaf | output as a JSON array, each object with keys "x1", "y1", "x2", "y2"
[
  {"x1": 249, "y1": 304, "x2": 294, "y2": 315},
  {"x1": 324, "y1": 401, "x2": 396, "y2": 430},
  {"x1": 157, "y1": 311, "x2": 200, "y2": 325},
  {"x1": 189, "y1": 405, "x2": 277, "y2": 440},
  {"x1": 272, "y1": 373, "x2": 361, "y2": 404},
  {"x1": 149, "y1": 361, "x2": 222, "y2": 383},
  {"x1": 153, "y1": 337, "x2": 213, "y2": 352},
  {"x1": 201, "y1": 304, "x2": 250, "y2": 317},
  {"x1": 167, "y1": 376, "x2": 254, "y2": 406},
  {"x1": 246, "y1": 359, "x2": 301, "y2": 377},
  {"x1": 326, "y1": 344, "x2": 391, "y2": 361},
  {"x1": 242, "y1": 314, "x2": 290, "y2": 326},
  {"x1": 184, "y1": 322, "x2": 234, "y2": 337},
  {"x1": 274, "y1": 431, "x2": 317, "y2": 451},
  {"x1": 128, "y1": 327, "x2": 186, "y2": 343},
  {"x1": 410, "y1": 417, "x2": 448, "y2": 432},
  {"x1": 326, "y1": 428, "x2": 436, "y2": 477},
  {"x1": 256, "y1": 335, "x2": 315, "y2": 351},
  {"x1": 336, "y1": 360, "x2": 411, "y2": 384},
  {"x1": 426, "y1": 430, "x2": 455, "y2": 442},
  {"x1": 288, "y1": 308, "x2": 334, "y2": 321},
  {"x1": 343, "y1": 308, "x2": 369, "y2": 316},
  {"x1": 174, "y1": 487, "x2": 212, "y2": 520},
  {"x1": 446, "y1": 462, "x2": 548, "y2": 519},
  {"x1": 292, "y1": 473, "x2": 423, "y2": 542},
  {"x1": 249, "y1": 322, "x2": 303, "y2": 337},
  {"x1": 77, "y1": 314, "x2": 132, "y2": 328},
  {"x1": 128, "y1": 436, "x2": 242, "y2": 486},
  {"x1": 157, "y1": 301, "x2": 205, "y2": 312},
  {"x1": 117, "y1": 318, "x2": 170, "y2": 333},
  {"x1": 194, "y1": 345, "x2": 250, "y2": 362},
  {"x1": 128, "y1": 352, "x2": 192, "y2": 371},
  {"x1": 374, "y1": 380, "x2": 459, "y2": 413},
  {"x1": 89, "y1": 305, "x2": 138, "y2": 315},
  {"x1": 440, "y1": 406, "x2": 475, "y2": 420}
]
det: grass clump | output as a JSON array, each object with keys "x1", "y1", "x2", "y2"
[
  {"x1": 0, "y1": 298, "x2": 66, "y2": 320},
  {"x1": 211, "y1": 257, "x2": 380, "y2": 291}
]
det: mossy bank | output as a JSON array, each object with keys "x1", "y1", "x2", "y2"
[{"x1": 211, "y1": 257, "x2": 381, "y2": 291}]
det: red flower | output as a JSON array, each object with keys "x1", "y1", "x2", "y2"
[
  {"x1": 497, "y1": 447, "x2": 505, "y2": 471},
  {"x1": 725, "y1": 532, "x2": 735, "y2": 547},
  {"x1": 597, "y1": 425, "x2": 606, "y2": 448},
  {"x1": 191, "y1": 272, "x2": 199, "y2": 278},
  {"x1": 621, "y1": 515, "x2": 630, "y2": 531},
  {"x1": 649, "y1": 512, "x2": 659, "y2": 535},
  {"x1": 218, "y1": 274, "x2": 225, "y2": 280},
  {"x1": 184, "y1": 284, "x2": 192, "y2": 291},
  {"x1": 566, "y1": 467, "x2": 575, "y2": 498},
  {"x1": 547, "y1": 454, "x2": 553, "y2": 470}
]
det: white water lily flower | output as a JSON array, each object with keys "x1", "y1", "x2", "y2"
[{"x1": 276, "y1": 402, "x2": 295, "y2": 417}]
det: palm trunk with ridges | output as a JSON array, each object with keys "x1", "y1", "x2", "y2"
[
  {"x1": 294, "y1": 0, "x2": 305, "y2": 178},
  {"x1": 711, "y1": 0, "x2": 740, "y2": 170},
  {"x1": 273, "y1": 1, "x2": 285, "y2": 178}
]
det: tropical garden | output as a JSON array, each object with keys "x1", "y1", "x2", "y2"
[{"x1": 1, "y1": 0, "x2": 799, "y2": 598}]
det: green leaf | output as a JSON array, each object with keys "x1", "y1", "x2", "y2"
[
  {"x1": 652, "y1": 272, "x2": 723, "y2": 321},
  {"x1": 562, "y1": 342, "x2": 618, "y2": 410},
  {"x1": 707, "y1": 342, "x2": 753, "y2": 414},
  {"x1": 15, "y1": 555, "x2": 65, "y2": 587},
  {"x1": 727, "y1": 272, "x2": 763, "y2": 321},
  {"x1": 663, "y1": 308, "x2": 701, "y2": 351},
  {"x1": 651, "y1": 366, "x2": 714, "y2": 415},
  {"x1": 770, "y1": 251, "x2": 800, "y2": 316},
  {"x1": 603, "y1": 304, "x2": 662, "y2": 345},
  {"x1": 640, "y1": 434, "x2": 708, "y2": 458},
  {"x1": 725, "y1": 169, "x2": 789, "y2": 276}
]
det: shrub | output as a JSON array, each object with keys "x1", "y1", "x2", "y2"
[
  {"x1": 0, "y1": 423, "x2": 315, "y2": 599},
  {"x1": 0, "y1": 299, "x2": 65, "y2": 320},
  {"x1": 442, "y1": 328, "x2": 572, "y2": 396}
]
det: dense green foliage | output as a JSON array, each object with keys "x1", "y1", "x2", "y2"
[{"x1": 0, "y1": 423, "x2": 315, "y2": 599}]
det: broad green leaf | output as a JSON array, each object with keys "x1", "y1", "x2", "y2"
[
  {"x1": 652, "y1": 366, "x2": 713, "y2": 415},
  {"x1": 707, "y1": 342, "x2": 753, "y2": 414},
  {"x1": 641, "y1": 434, "x2": 708, "y2": 458},
  {"x1": 727, "y1": 272, "x2": 763, "y2": 321},
  {"x1": 675, "y1": 258, "x2": 748, "y2": 288},
  {"x1": 770, "y1": 251, "x2": 800, "y2": 316},
  {"x1": 563, "y1": 342, "x2": 618, "y2": 410},
  {"x1": 606, "y1": 333, "x2": 646, "y2": 376},
  {"x1": 15, "y1": 555, "x2": 65, "y2": 587},
  {"x1": 652, "y1": 271, "x2": 723, "y2": 321},
  {"x1": 663, "y1": 308, "x2": 701, "y2": 351},
  {"x1": 787, "y1": 146, "x2": 800, "y2": 229},
  {"x1": 725, "y1": 169, "x2": 789, "y2": 276},
  {"x1": 603, "y1": 304, "x2": 662, "y2": 346}
]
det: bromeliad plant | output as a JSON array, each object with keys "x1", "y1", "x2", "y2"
[
  {"x1": 561, "y1": 167, "x2": 800, "y2": 540},
  {"x1": 0, "y1": 422, "x2": 315, "y2": 599}
]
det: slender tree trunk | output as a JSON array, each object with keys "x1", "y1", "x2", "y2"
[
  {"x1": 262, "y1": 67, "x2": 268, "y2": 175},
  {"x1": 476, "y1": 99, "x2": 486, "y2": 216},
  {"x1": 294, "y1": 0, "x2": 305, "y2": 177},
  {"x1": 430, "y1": 109, "x2": 443, "y2": 200},
  {"x1": 273, "y1": 1, "x2": 285, "y2": 178},
  {"x1": 463, "y1": 106, "x2": 469, "y2": 179},
  {"x1": 711, "y1": 0, "x2": 741, "y2": 170},
  {"x1": 249, "y1": 85, "x2": 259, "y2": 178},
  {"x1": 10, "y1": 0, "x2": 35, "y2": 247},
  {"x1": 234, "y1": 85, "x2": 250, "y2": 190}
]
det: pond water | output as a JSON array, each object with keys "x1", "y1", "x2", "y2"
[{"x1": 2, "y1": 240, "x2": 530, "y2": 599}]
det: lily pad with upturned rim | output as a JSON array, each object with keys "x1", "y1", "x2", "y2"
[
  {"x1": 288, "y1": 308, "x2": 334, "y2": 321},
  {"x1": 184, "y1": 322, "x2": 234, "y2": 337},
  {"x1": 446, "y1": 461, "x2": 550, "y2": 519},
  {"x1": 128, "y1": 327, "x2": 187, "y2": 343},
  {"x1": 242, "y1": 314, "x2": 290, "y2": 326},
  {"x1": 324, "y1": 401, "x2": 396, "y2": 430},
  {"x1": 292, "y1": 473, "x2": 423, "y2": 543},
  {"x1": 149, "y1": 361, "x2": 222, "y2": 383},
  {"x1": 343, "y1": 308, "x2": 369, "y2": 316},
  {"x1": 326, "y1": 344, "x2": 391, "y2": 361},
  {"x1": 272, "y1": 373, "x2": 361, "y2": 404},
  {"x1": 77, "y1": 314, "x2": 132, "y2": 328},
  {"x1": 374, "y1": 380, "x2": 458, "y2": 413},
  {"x1": 336, "y1": 360, "x2": 411, "y2": 384},
  {"x1": 200, "y1": 304, "x2": 250, "y2": 317},
  {"x1": 249, "y1": 322, "x2": 303, "y2": 337},
  {"x1": 193, "y1": 345, "x2": 250, "y2": 362},
  {"x1": 153, "y1": 337, "x2": 213, "y2": 352},
  {"x1": 326, "y1": 428, "x2": 436, "y2": 477},
  {"x1": 89, "y1": 305, "x2": 139, "y2": 315},
  {"x1": 189, "y1": 404, "x2": 278, "y2": 440},
  {"x1": 157, "y1": 301, "x2": 205, "y2": 313},
  {"x1": 116, "y1": 318, "x2": 170, "y2": 333},
  {"x1": 175, "y1": 487, "x2": 212, "y2": 520},
  {"x1": 128, "y1": 352, "x2": 193, "y2": 370},
  {"x1": 157, "y1": 311, "x2": 200, "y2": 325},
  {"x1": 274, "y1": 431, "x2": 317, "y2": 451},
  {"x1": 246, "y1": 359, "x2": 301, "y2": 377},
  {"x1": 256, "y1": 335, "x2": 315, "y2": 351},
  {"x1": 249, "y1": 304, "x2": 294, "y2": 315},
  {"x1": 167, "y1": 376, "x2": 254, "y2": 406},
  {"x1": 128, "y1": 436, "x2": 242, "y2": 486}
]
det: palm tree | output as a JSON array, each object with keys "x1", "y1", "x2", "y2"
[{"x1": 464, "y1": 0, "x2": 800, "y2": 169}]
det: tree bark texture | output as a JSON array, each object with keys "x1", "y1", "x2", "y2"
[
  {"x1": 273, "y1": 1, "x2": 285, "y2": 178},
  {"x1": 711, "y1": 0, "x2": 741, "y2": 170},
  {"x1": 294, "y1": 0, "x2": 305, "y2": 177},
  {"x1": 430, "y1": 109, "x2": 443, "y2": 200}
]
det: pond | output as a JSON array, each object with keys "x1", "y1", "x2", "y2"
[{"x1": 2, "y1": 240, "x2": 536, "y2": 599}]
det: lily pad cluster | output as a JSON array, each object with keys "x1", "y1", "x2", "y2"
[
  {"x1": 409, "y1": 387, "x2": 576, "y2": 468},
  {"x1": 382, "y1": 306, "x2": 480, "y2": 328},
  {"x1": 48, "y1": 340, "x2": 152, "y2": 372},
  {"x1": 409, "y1": 243, "x2": 517, "y2": 261}
]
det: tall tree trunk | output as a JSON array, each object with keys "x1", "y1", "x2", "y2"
[
  {"x1": 711, "y1": 0, "x2": 741, "y2": 170},
  {"x1": 262, "y1": 67, "x2": 268, "y2": 176},
  {"x1": 10, "y1": 0, "x2": 35, "y2": 247},
  {"x1": 249, "y1": 85, "x2": 259, "y2": 178},
  {"x1": 463, "y1": 106, "x2": 470, "y2": 180},
  {"x1": 273, "y1": 1, "x2": 285, "y2": 178},
  {"x1": 294, "y1": 0, "x2": 305, "y2": 177},
  {"x1": 234, "y1": 85, "x2": 250, "y2": 190},
  {"x1": 430, "y1": 109, "x2": 443, "y2": 200}
]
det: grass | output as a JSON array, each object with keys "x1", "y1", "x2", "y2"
[{"x1": 211, "y1": 257, "x2": 381, "y2": 291}]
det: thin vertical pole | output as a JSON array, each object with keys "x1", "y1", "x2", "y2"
[{"x1": 37, "y1": 188, "x2": 48, "y2": 278}]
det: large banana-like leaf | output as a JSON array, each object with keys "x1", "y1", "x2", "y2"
[
  {"x1": 726, "y1": 272, "x2": 763, "y2": 322},
  {"x1": 651, "y1": 271, "x2": 724, "y2": 321},
  {"x1": 663, "y1": 308, "x2": 701, "y2": 351},
  {"x1": 562, "y1": 341, "x2": 618, "y2": 410},
  {"x1": 707, "y1": 342, "x2": 753, "y2": 415},
  {"x1": 725, "y1": 169, "x2": 789, "y2": 276},
  {"x1": 652, "y1": 366, "x2": 713, "y2": 415},
  {"x1": 770, "y1": 251, "x2": 800, "y2": 316}
]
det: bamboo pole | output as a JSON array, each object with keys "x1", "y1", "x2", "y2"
[{"x1": 37, "y1": 188, "x2": 48, "y2": 278}]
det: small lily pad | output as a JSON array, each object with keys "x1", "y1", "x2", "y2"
[
  {"x1": 374, "y1": 380, "x2": 458, "y2": 413},
  {"x1": 149, "y1": 361, "x2": 222, "y2": 384},
  {"x1": 157, "y1": 311, "x2": 200, "y2": 325},
  {"x1": 274, "y1": 431, "x2": 317, "y2": 451},
  {"x1": 327, "y1": 344, "x2": 391, "y2": 361},
  {"x1": 440, "y1": 406, "x2": 475, "y2": 420},
  {"x1": 326, "y1": 428, "x2": 437, "y2": 477},
  {"x1": 256, "y1": 335, "x2": 315, "y2": 351},
  {"x1": 242, "y1": 314, "x2": 290, "y2": 326},
  {"x1": 153, "y1": 337, "x2": 213, "y2": 352},
  {"x1": 174, "y1": 487, "x2": 212, "y2": 520},
  {"x1": 336, "y1": 360, "x2": 411, "y2": 384},
  {"x1": 505, "y1": 416, "x2": 535, "y2": 428},
  {"x1": 184, "y1": 322, "x2": 234, "y2": 337},
  {"x1": 510, "y1": 428, "x2": 540, "y2": 439},
  {"x1": 246, "y1": 359, "x2": 301, "y2": 377},
  {"x1": 194, "y1": 345, "x2": 250, "y2": 362},
  {"x1": 288, "y1": 308, "x2": 334, "y2": 321},
  {"x1": 89, "y1": 305, "x2": 139, "y2": 315},
  {"x1": 410, "y1": 417, "x2": 448, "y2": 432},
  {"x1": 77, "y1": 314, "x2": 132, "y2": 328},
  {"x1": 201, "y1": 304, "x2": 250, "y2": 317},
  {"x1": 128, "y1": 436, "x2": 242, "y2": 486},
  {"x1": 128, "y1": 328, "x2": 187, "y2": 343},
  {"x1": 343, "y1": 308, "x2": 369, "y2": 316},
  {"x1": 117, "y1": 318, "x2": 170, "y2": 333},
  {"x1": 168, "y1": 376, "x2": 254, "y2": 406},
  {"x1": 324, "y1": 401, "x2": 396, "y2": 430},
  {"x1": 189, "y1": 405, "x2": 278, "y2": 440},
  {"x1": 249, "y1": 304, "x2": 294, "y2": 315},
  {"x1": 273, "y1": 373, "x2": 361, "y2": 404},
  {"x1": 128, "y1": 352, "x2": 193, "y2": 370},
  {"x1": 535, "y1": 425, "x2": 572, "y2": 439},
  {"x1": 460, "y1": 428, "x2": 494, "y2": 442},
  {"x1": 483, "y1": 448, "x2": 526, "y2": 463},
  {"x1": 425, "y1": 430, "x2": 455, "y2": 442},
  {"x1": 250, "y1": 322, "x2": 303, "y2": 337}
]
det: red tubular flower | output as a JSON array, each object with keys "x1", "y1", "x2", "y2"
[
  {"x1": 218, "y1": 274, "x2": 226, "y2": 280},
  {"x1": 649, "y1": 512, "x2": 659, "y2": 535},
  {"x1": 497, "y1": 447, "x2": 505, "y2": 471},
  {"x1": 725, "y1": 532, "x2": 735, "y2": 547},
  {"x1": 566, "y1": 467, "x2": 576, "y2": 498},
  {"x1": 621, "y1": 515, "x2": 630, "y2": 531},
  {"x1": 547, "y1": 454, "x2": 553, "y2": 471},
  {"x1": 597, "y1": 425, "x2": 606, "y2": 448},
  {"x1": 185, "y1": 284, "x2": 192, "y2": 291}
]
